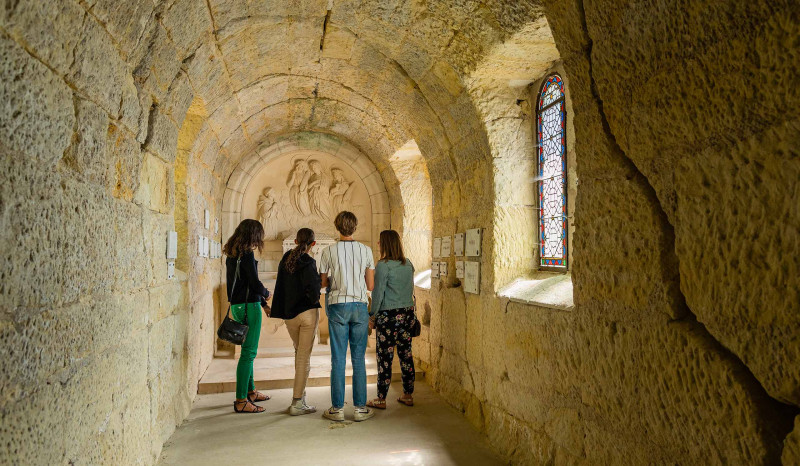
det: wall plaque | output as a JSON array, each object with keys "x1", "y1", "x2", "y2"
[
  {"x1": 464, "y1": 261, "x2": 480, "y2": 294},
  {"x1": 441, "y1": 236, "x2": 452, "y2": 257},
  {"x1": 455, "y1": 261, "x2": 465, "y2": 279},
  {"x1": 433, "y1": 237, "x2": 442, "y2": 258},
  {"x1": 439, "y1": 261, "x2": 448, "y2": 277},
  {"x1": 453, "y1": 233, "x2": 465, "y2": 256},
  {"x1": 465, "y1": 228, "x2": 482, "y2": 257},
  {"x1": 431, "y1": 261, "x2": 440, "y2": 278}
]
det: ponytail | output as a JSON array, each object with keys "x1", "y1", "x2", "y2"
[{"x1": 285, "y1": 228, "x2": 315, "y2": 274}]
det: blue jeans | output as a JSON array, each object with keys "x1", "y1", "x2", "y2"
[{"x1": 327, "y1": 302, "x2": 369, "y2": 408}]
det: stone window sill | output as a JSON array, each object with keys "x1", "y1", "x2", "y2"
[
  {"x1": 413, "y1": 269, "x2": 432, "y2": 290},
  {"x1": 498, "y1": 272, "x2": 575, "y2": 310}
]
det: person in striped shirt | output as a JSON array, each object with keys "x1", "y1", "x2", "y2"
[{"x1": 318, "y1": 211, "x2": 376, "y2": 422}]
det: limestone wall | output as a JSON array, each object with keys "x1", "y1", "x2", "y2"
[{"x1": 1, "y1": 0, "x2": 798, "y2": 465}]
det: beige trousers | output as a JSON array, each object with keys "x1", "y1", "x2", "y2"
[{"x1": 285, "y1": 308, "x2": 320, "y2": 399}]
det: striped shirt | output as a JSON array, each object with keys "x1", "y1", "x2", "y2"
[{"x1": 318, "y1": 240, "x2": 375, "y2": 304}]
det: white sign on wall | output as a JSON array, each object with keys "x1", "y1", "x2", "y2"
[
  {"x1": 455, "y1": 261, "x2": 465, "y2": 279},
  {"x1": 465, "y1": 228, "x2": 482, "y2": 257},
  {"x1": 441, "y1": 236, "x2": 452, "y2": 258},
  {"x1": 439, "y1": 261, "x2": 448, "y2": 277},
  {"x1": 464, "y1": 261, "x2": 480, "y2": 294},
  {"x1": 202, "y1": 236, "x2": 209, "y2": 258},
  {"x1": 433, "y1": 237, "x2": 442, "y2": 258},
  {"x1": 204, "y1": 209, "x2": 210, "y2": 230},
  {"x1": 431, "y1": 261, "x2": 440, "y2": 278},
  {"x1": 166, "y1": 231, "x2": 178, "y2": 259},
  {"x1": 214, "y1": 218, "x2": 220, "y2": 234},
  {"x1": 453, "y1": 233, "x2": 465, "y2": 256}
]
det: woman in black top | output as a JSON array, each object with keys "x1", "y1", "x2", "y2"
[
  {"x1": 271, "y1": 228, "x2": 322, "y2": 415},
  {"x1": 223, "y1": 219, "x2": 271, "y2": 413}
]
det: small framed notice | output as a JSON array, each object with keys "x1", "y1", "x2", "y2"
[
  {"x1": 439, "y1": 261, "x2": 448, "y2": 277},
  {"x1": 464, "y1": 261, "x2": 480, "y2": 294},
  {"x1": 433, "y1": 237, "x2": 442, "y2": 258},
  {"x1": 431, "y1": 261, "x2": 440, "y2": 278},
  {"x1": 455, "y1": 261, "x2": 465, "y2": 279},
  {"x1": 204, "y1": 209, "x2": 210, "y2": 230},
  {"x1": 453, "y1": 233, "x2": 465, "y2": 256},
  {"x1": 441, "y1": 236, "x2": 452, "y2": 257},
  {"x1": 465, "y1": 228, "x2": 482, "y2": 257}
]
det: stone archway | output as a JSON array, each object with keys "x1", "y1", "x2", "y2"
[{"x1": 218, "y1": 132, "x2": 391, "y2": 353}]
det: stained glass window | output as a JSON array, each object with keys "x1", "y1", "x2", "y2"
[{"x1": 537, "y1": 74, "x2": 567, "y2": 268}]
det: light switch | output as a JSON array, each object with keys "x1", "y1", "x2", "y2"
[{"x1": 166, "y1": 231, "x2": 178, "y2": 259}]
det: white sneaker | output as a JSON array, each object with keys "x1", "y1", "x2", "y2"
[
  {"x1": 353, "y1": 406, "x2": 375, "y2": 422},
  {"x1": 288, "y1": 398, "x2": 316, "y2": 416},
  {"x1": 323, "y1": 407, "x2": 345, "y2": 421}
]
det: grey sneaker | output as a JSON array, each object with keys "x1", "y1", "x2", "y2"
[
  {"x1": 353, "y1": 406, "x2": 375, "y2": 422},
  {"x1": 288, "y1": 398, "x2": 316, "y2": 416},
  {"x1": 323, "y1": 407, "x2": 345, "y2": 421}
]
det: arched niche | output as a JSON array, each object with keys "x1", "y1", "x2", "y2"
[{"x1": 222, "y1": 133, "x2": 391, "y2": 271}]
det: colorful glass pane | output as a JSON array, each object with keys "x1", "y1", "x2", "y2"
[{"x1": 537, "y1": 74, "x2": 566, "y2": 268}]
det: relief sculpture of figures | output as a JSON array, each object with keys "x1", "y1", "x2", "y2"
[
  {"x1": 329, "y1": 168, "x2": 354, "y2": 215},
  {"x1": 257, "y1": 187, "x2": 280, "y2": 240},
  {"x1": 286, "y1": 159, "x2": 311, "y2": 216},
  {"x1": 307, "y1": 160, "x2": 331, "y2": 220}
]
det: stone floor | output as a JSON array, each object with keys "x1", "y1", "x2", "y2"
[{"x1": 159, "y1": 382, "x2": 503, "y2": 466}]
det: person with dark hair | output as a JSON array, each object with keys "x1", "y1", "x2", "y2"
[
  {"x1": 222, "y1": 219, "x2": 271, "y2": 413},
  {"x1": 366, "y1": 230, "x2": 416, "y2": 409},
  {"x1": 271, "y1": 228, "x2": 322, "y2": 416},
  {"x1": 318, "y1": 211, "x2": 376, "y2": 422}
]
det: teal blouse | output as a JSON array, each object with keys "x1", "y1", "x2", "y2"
[{"x1": 370, "y1": 259, "x2": 415, "y2": 315}]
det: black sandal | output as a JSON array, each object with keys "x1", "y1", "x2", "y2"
[
  {"x1": 248, "y1": 391, "x2": 270, "y2": 402},
  {"x1": 234, "y1": 399, "x2": 265, "y2": 413}
]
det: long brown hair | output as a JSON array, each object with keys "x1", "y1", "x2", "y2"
[
  {"x1": 285, "y1": 228, "x2": 315, "y2": 273},
  {"x1": 379, "y1": 230, "x2": 406, "y2": 265},
  {"x1": 223, "y1": 219, "x2": 265, "y2": 257}
]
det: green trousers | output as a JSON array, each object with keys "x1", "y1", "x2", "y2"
[{"x1": 231, "y1": 302, "x2": 262, "y2": 399}]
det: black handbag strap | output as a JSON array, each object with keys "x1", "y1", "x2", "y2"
[{"x1": 226, "y1": 257, "x2": 249, "y2": 325}]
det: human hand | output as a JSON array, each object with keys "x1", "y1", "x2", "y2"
[{"x1": 262, "y1": 303, "x2": 271, "y2": 318}]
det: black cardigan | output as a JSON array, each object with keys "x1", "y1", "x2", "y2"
[
  {"x1": 270, "y1": 251, "x2": 322, "y2": 320},
  {"x1": 226, "y1": 251, "x2": 270, "y2": 305}
]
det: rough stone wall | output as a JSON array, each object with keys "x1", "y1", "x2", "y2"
[
  {"x1": 1, "y1": 0, "x2": 799, "y2": 465},
  {"x1": 0, "y1": 1, "x2": 200, "y2": 463}
]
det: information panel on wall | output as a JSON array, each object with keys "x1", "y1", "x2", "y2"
[
  {"x1": 439, "y1": 261, "x2": 448, "y2": 277},
  {"x1": 433, "y1": 237, "x2": 442, "y2": 258},
  {"x1": 455, "y1": 260, "x2": 465, "y2": 279},
  {"x1": 441, "y1": 236, "x2": 452, "y2": 257},
  {"x1": 465, "y1": 228, "x2": 482, "y2": 257},
  {"x1": 454, "y1": 233, "x2": 465, "y2": 256},
  {"x1": 464, "y1": 261, "x2": 480, "y2": 294},
  {"x1": 431, "y1": 261, "x2": 440, "y2": 278}
]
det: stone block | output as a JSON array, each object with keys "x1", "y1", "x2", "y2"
[
  {"x1": 88, "y1": 0, "x2": 156, "y2": 59},
  {"x1": 0, "y1": 32, "x2": 74, "y2": 164},
  {"x1": 144, "y1": 107, "x2": 180, "y2": 163},
  {"x1": 63, "y1": 97, "x2": 111, "y2": 187},
  {"x1": 107, "y1": 124, "x2": 144, "y2": 201},
  {"x1": 0, "y1": 0, "x2": 85, "y2": 75},
  {"x1": 69, "y1": 17, "x2": 134, "y2": 120},
  {"x1": 135, "y1": 152, "x2": 173, "y2": 213},
  {"x1": 161, "y1": 0, "x2": 212, "y2": 56}
]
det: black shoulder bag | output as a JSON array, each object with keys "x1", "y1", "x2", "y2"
[
  {"x1": 217, "y1": 257, "x2": 250, "y2": 345},
  {"x1": 410, "y1": 295, "x2": 421, "y2": 338}
]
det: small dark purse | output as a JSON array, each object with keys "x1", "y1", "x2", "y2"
[
  {"x1": 217, "y1": 257, "x2": 249, "y2": 345},
  {"x1": 410, "y1": 296, "x2": 421, "y2": 338}
]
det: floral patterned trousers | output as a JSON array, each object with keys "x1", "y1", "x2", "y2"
[{"x1": 375, "y1": 307, "x2": 415, "y2": 399}]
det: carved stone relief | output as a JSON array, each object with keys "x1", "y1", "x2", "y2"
[{"x1": 241, "y1": 150, "x2": 372, "y2": 244}]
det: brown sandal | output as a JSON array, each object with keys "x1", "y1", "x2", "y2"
[
  {"x1": 397, "y1": 395, "x2": 414, "y2": 406},
  {"x1": 248, "y1": 391, "x2": 270, "y2": 402},
  {"x1": 366, "y1": 398, "x2": 387, "y2": 409},
  {"x1": 234, "y1": 399, "x2": 265, "y2": 413}
]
